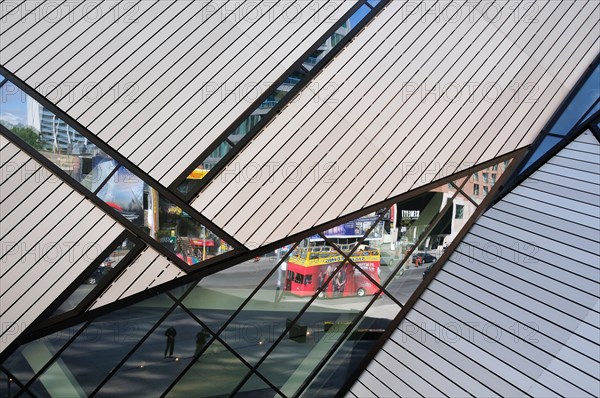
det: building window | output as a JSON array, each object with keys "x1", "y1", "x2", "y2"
[
  {"x1": 491, "y1": 174, "x2": 497, "y2": 185},
  {"x1": 483, "y1": 186, "x2": 489, "y2": 195},
  {"x1": 492, "y1": 164, "x2": 498, "y2": 171},
  {"x1": 482, "y1": 173, "x2": 489, "y2": 184},
  {"x1": 473, "y1": 184, "x2": 480, "y2": 196},
  {"x1": 473, "y1": 173, "x2": 479, "y2": 182},
  {"x1": 455, "y1": 204, "x2": 464, "y2": 219}
]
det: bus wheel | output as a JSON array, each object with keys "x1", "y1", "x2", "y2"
[
  {"x1": 318, "y1": 291, "x2": 326, "y2": 299},
  {"x1": 357, "y1": 288, "x2": 366, "y2": 297}
]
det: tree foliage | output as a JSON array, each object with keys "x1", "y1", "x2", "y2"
[{"x1": 11, "y1": 125, "x2": 42, "y2": 149}]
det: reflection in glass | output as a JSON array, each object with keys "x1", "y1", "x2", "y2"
[
  {"x1": 521, "y1": 135, "x2": 563, "y2": 172},
  {"x1": 36, "y1": 304, "x2": 168, "y2": 396},
  {"x1": 466, "y1": 159, "x2": 511, "y2": 204},
  {"x1": 550, "y1": 63, "x2": 600, "y2": 135},
  {"x1": 0, "y1": 77, "x2": 233, "y2": 267},
  {"x1": 217, "y1": 246, "x2": 311, "y2": 366},
  {"x1": 178, "y1": 5, "x2": 371, "y2": 194},
  {"x1": 256, "y1": 264, "x2": 371, "y2": 397},
  {"x1": 0, "y1": 82, "x2": 117, "y2": 190},
  {"x1": 236, "y1": 372, "x2": 284, "y2": 398},
  {"x1": 301, "y1": 297, "x2": 401, "y2": 398},
  {"x1": 1, "y1": 323, "x2": 84, "y2": 398},
  {"x1": 181, "y1": 244, "x2": 294, "y2": 334},
  {"x1": 95, "y1": 306, "x2": 206, "y2": 397},
  {"x1": 383, "y1": 187, "x2": 480, "y2": 306},
  {"x1": 95, "y1": 165, "x2": 233, "y2": 265},
  {"x1": 165, "y1": 340, "x2": 252, "y2": 398},
  {"x1": 52, "y1": 239, "x2": 135, "y2": 316}
]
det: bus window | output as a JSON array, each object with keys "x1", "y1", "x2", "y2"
[
  {"x1": 294, "y1": 273, "x2": 304, "y2": 284},
  {"x1": 304, "y1": 275, "x2": 313, "y2": 285}
]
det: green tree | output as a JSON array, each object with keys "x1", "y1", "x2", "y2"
[{"x1": 12, "y1": 125, "x2": 42, "y2": 149}]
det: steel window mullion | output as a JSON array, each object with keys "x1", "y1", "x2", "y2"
[
  {"x1": 170, "y1": 0, "x2": 380, "y2": 200},
  {"x1": 200, "y1": 0, "x2": 414, "y2": 227},
  {"x1": 245, "y1": 0, "x2": 487, "y2": 246}
]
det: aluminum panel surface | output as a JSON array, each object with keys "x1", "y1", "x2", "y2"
[
  {"x1": 89, "y1": 246, "x2": 182, "y2": 310},
  {"x1": 350, "y1": 131, "x2": 600, "y2": 397},
  {"x1": 0, "y1": 0, "x2": 357, "y2": 185},
  {"x1": 0, "y1": 137, "x2": 125, "y2": 353},
  {"x1": 196, "y1": 0, "x2": 598, "y2": 248}
]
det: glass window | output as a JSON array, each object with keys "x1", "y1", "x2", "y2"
[
  {"x1": 491, "y1": 174, "x2": 497, "y2": 185},
  {"x1": 179, "y1": 3, "x2": 375, "y2": 195},
  {"x1": 482, "y1": 173, "x2": 488, "y2": 184},
  {"x1": 96, "y1": 166, "x2": 233, "y2": 265},
  {"x1": 294, "y1": 272, "x2": 304, "y2": 284},
  {"x1": 0, "y1": 82, "x2": 118, "y2": 190},
  {"x1": 472, "y1": 172, "x2": 479, "y2": 182},
  {"x1": 166, "y1": 340, "x2": 252, "y2": 398},
  {"x1": 483, "y1": 186, "x2": 489, "y2": 195},
  {"x1": 473, "y1": 184, "x2": 480, "y2": 196},
  {"x1": 549, "y1": 63, "x2": 600, "y2": 135},
  {"x1": 455, "y1": 204, "x2": 464, "y2": 219},
  {"x1": 51, "y1": 239, "x2": 135, "y2": 316},
  {"x1": 520, "y1": 135, "x2": 563, "y2": 173},
  {"x1": 492, "y1": 164, "x2": 498, "y2": 171}
]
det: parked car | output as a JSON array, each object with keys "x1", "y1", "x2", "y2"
[
  {"x1": 412, "y1": 252, "x2": 437, "y2": 264},
  {"x1": 379, "y1": 252, "x2": 395, "y2": 267},
  {"x1": 422, "y1": 265, "x2": 433, "y2": 280},
  {"x1": 86, "y1": 267, "x2": 113, "y2": 285}
]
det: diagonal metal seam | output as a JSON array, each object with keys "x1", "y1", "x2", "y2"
[
  {"x1": 171, "y1": 0, "x2": 389, "y2": 202},
  {"x1": 136, "y1": 0, "x2": 342, "y2": 180},
  {"x1": 23, "y1": 150, "x2": 522, "y2": 337},
  {"x1": 0, "y1": 231, "x2": 144, "y2": 364},
  {"x1": 494, "y1": 109, "x2": 600, "y2": 207},
  {"x1": 160, "y1": 242, "x2": 302, "y2": 397},
  {"x1": 15, "y1": 321, "x2": 92, "y2": 395},
  {"x1": 291, "y1": 171, "x2": 478, "y2": 397},
  {"x1": 227, "y1": 0, "x2": 516, "y2": 239},
  {"x1": 0, "y1": 123, "x2": 195, "y2": 272},
  {"x1": 0, "y1": 120, "x2": 243, "y2": 279},
  {"x1": 225, "y1": 211, "x2": 390, "y2": 397},
  {"x1": 0, "y1": 217, "x2": 118, "y2": 338},
  {"x1": 587, "y1": 117, "x2": 600, "y2": 142},
  {"x1": 0, "y1": 64, "x2": 246, "y2": 252},
  {"x1": 318, "y1": 232, "x2": 403, "y2": 308},
  {"x1": 324, "y1": 170, "x2": 473, "y2": 304},
  {"x1": 503, "y1": 52, "x2": 600, "y2": 181},
  {"x1": 195, "y1": 0, "x2": 414, "y2": 226},
  {"x1": 219, "y1": 0, "x2": 422, "y2": 240},
  {"x1": 171, "y1": 297, "x2": 287, "y2": 398},
  {"x1": 0, "y1": 365, "x2": 33, "y2": 397},
  {"x1": 374, "y1": 172, "x2": 476, "y2": 290},
  {"x1": 25, "y1": 233, "x2": 146, "y2": 334},
  {"x1": 8, "y1": 151, "x2": 524, "y2": 357},
  {"x1": 86, "y1": 281, "x2": 202, "y2": 397},
  {"x1": 335, "y1": 146, "x2": 529, "y2": 397}
]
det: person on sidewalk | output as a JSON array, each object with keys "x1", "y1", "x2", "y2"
[{"x1": 164, "y1": 326, "x2": 177, "y2": 358}]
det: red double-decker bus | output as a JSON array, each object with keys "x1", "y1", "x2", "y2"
[{"x1": 285, "y1": 245, "x2": 380, "y2": 298}]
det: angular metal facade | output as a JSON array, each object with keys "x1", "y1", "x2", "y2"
[
  {"x1": 350, "y1": 131, "x2": 600, "y2": 397},
  {"x1": 0, "y1": 0, "x2": 599, "y2": 396}
]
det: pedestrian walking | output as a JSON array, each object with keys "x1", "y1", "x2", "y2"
[
  {"x1": 195, "y1": 329, "x2": 210, "y2": 357},
  {"x1": 164, "y1": 326, "x2": 177, "y2": 358}
]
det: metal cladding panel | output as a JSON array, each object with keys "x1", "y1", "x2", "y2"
[
  {"x1": 89, "y1": 246, "x2": 182, "y2": 310},
  {"x1": 0, "y1": 138, "x2": 125, "y2": 353},
  {"x1": 0, "y1": 0, "x2": 357, "y2": 185},
  {"x1": 349, "y1": 131, "x2": 600, "y2": 397},
  {"x1": 194, "y1": 0, "x2": 600, "y2": 248}
]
